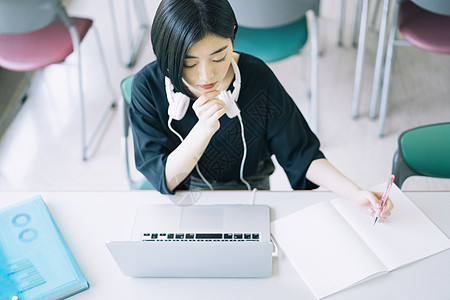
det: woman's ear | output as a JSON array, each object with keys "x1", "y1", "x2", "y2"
[{"x1": 232, "y1": 24, "x2": 238, "y2": 43}]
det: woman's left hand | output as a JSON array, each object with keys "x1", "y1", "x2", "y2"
[
  {"x1": 348, "y1": 190, "x2": 394, "y2": 222},
  {"x1": 304, "y1": 159, "x2": 394, "y2": 221}
]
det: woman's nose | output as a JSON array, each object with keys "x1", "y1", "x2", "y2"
[{"x1": 198, "y1": 62, "x2": 213, "y2": 82}]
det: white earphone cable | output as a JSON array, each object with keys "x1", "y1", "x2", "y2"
[
  {"x1": 250, "y1": 188, "x2": 257, "y2": 205},
  {"x1": 237, "y1": 114, "x2": 251, "y2": 190},
  {"x1": 195, "y1": 164, "x2": 213, "y2": 191},
  {"x1": 167, "y1": 117, "x2": 184, "y2": 142},
  {"x1": 168, "y1": 117, "x2": 213, "y2": 190}
]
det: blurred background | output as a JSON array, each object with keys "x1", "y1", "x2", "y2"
[{"x1": 0, "y1": 0, "x2": 449, "y2": 192}]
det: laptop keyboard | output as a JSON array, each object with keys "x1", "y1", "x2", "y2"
[{"x1": 141, "y1": 232, "x2": 260, "y2": 242}]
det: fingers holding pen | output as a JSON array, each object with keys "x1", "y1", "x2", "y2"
[
  {"x1": 380, "y1": 196, "x2": 394, "y2": 219},
  {"x1": 351, "y1": 190, "x2": 394, "y2": 222},
  {"x1": 370, "y1": 192, "x2": 394, "y2": 223}
]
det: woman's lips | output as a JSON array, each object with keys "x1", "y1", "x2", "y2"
[{"x1": 198, "y1": 82, "x2": 216, "y2": 90}]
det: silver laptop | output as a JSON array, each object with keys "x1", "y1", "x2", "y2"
[{"x1": 106, "y1": 204, "x2": 273, "y2": 278}]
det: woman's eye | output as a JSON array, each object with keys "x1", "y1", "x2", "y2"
[
  {"x1": 183, "y1": 63, "x2": 196, "y2": 69},
  {"x1": 213, "y1": 55, "x2": 226, "y2": 63}
]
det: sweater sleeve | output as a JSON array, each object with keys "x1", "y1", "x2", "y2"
[
  {"x1": 128, "y1": 65, "x2": 180, "y2": 194},
  {"x1": 262, "y1": 66, "x2": 325, "y2": 190}
]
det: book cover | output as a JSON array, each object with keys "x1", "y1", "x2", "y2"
[{"x1": 0, "y1": 195, "x2": 89, "y2": 300}]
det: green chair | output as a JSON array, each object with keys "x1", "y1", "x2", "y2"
[
  {"x1": 392, "y1": 123, "x2": 450, "y2": 188},
  {"x1": 120, "y1": 75, "x2": 154, "y2": 190},
  {"x1": 229, "y1": 0, "x2": 320, "y2": 133}
]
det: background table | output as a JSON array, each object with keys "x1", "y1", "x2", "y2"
[{"x1": 1, "y1": 190, "x2": 449, "y2": 299}]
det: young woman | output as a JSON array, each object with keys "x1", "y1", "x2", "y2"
[{"x1": 129, "y1": 0, "x2": 393, "y2": 219}]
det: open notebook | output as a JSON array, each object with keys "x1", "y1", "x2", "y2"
[{"x1": 271, "y1": 184, "x2": 450, "y2": 299}]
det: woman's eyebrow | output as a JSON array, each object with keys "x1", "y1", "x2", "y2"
[{"x1": 185, "y1": 45, "x2": 228, "y2": 59}]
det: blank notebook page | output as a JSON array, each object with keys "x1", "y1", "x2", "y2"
[
  {"x1": 332, "y1": 184, "x2": 450, "y2": 270},
  {"x1": 271, "y1": 201, "x2": 386, "y2": 299}
]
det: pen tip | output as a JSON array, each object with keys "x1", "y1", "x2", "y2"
[{"x1": 373, "y1": 217, "x2": 378, "y2": 226}]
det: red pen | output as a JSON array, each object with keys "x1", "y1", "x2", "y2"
[{"x1": 373, "y1": 175, "x2": 395, "y2": 226}]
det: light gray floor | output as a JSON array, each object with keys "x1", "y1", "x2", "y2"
[{"x1": 1, "y1": 0, "x2": 449, "y2": 192}]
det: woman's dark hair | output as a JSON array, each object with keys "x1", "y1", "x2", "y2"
[{"x1": 151, "y1": 0, "x2": 238, "y2": 98}]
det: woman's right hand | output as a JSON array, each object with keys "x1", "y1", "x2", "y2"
[
  {"x1": 165, "y1": 90, "x2": 226, "y2": 192},
  {"x1": 192, "y1": 90, "x2": 228, "y2": 136}
]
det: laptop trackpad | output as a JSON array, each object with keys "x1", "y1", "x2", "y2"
[{"x1": 180, "y1": 206, "x2": 224, "y2": 229}]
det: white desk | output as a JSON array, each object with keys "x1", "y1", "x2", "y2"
[{"x1": 1, "y1": 191, "x2": 449, "y2": 300}]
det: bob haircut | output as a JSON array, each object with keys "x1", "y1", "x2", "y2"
[{"x1": 151, "y1": 0, "x2": 238, "y2": 99}]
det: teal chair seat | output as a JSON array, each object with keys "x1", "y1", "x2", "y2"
[
  {"x1": 229, "y1": 0, "x2": 320, "y2": 133},
  {"x1": 392, "y1": 123, "x2": 450, "y2": 188},
  {"x1": 121, "y1": 75, "x2": 155, "y2": 190},
  {"x1": 234, "y1": 17, "x2": 308, "y2": 63}
]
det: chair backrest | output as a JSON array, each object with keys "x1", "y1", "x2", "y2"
[
  {"x1": 411, "y1": 0, "x2": 450, "y2": 16},
  {"x1": 121, "y1": 75, "x2": 134, "y2": 105},
  {"x1": 392, "y1": 123, "x2": 450, "y2": 188},
  {"x1": 120, "y1": 74, "x2": 155, "y2": 190},
  {"x1": 229, "y1": 0, "x2": 319, "y2": 28},
  {"x1": 0, "y1": 0, "x2": 61, "y2": 33}
]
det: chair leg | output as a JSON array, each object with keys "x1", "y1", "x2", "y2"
[
  {"x1": 298, "y1": 50, "x2": 309, "y2": 100},
  {"x1": 82, "y1": 25, "x2": 118, "y2": 157},
  {"x1": 130, "y1": 0, "x2": 150, "y2": 67},
  {"x1": 378, "y1": 0, "x2": 400, "y2": 137},
  {"x1": 369, "y1": 0, "x2": 390, "y2": 120},
  {"x1": 352, "y1": 0, "x2": 362, "y2": 48},
  {"x1": 338, "y1": 0, "x2": 345, "y2": 47},
  {"x1": 369, "y1": 0, "x2": 382, "y2": 32},
  {"x1": 351, "y1": 0, "x2": 369, "y2": 119},
  {"x1": 68, "y1": 24, "x2": 117, "y2": 160},
  {"x1": 123, "y1": 134, "x2": 135, "y2": 187},
  {"x1": 92, "y1": 26, "x2": 117, "y2": 101},
  {"x1": 108, "y1": 0, "x2": 149, "y2": 68},
  {"x1": 121, "y1": 96, "x2": 135, "y2": 187},
  {"x1": 21, "y1": 72, "x2": 34, "y2": 102},
  {"x1": 309, "y1": 12, "x2": 319, "y2": 134},
  {"x1": 66, "y1": 25, "x2": 88, "y2": 160}
]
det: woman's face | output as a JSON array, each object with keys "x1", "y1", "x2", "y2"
[{"x1": 182, "y1": 34, "x2": 234, "y2": 98}]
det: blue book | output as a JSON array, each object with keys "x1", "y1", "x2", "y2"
[{"x1": 0, "y1": 196, "x2": 89, "y2": 300}]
